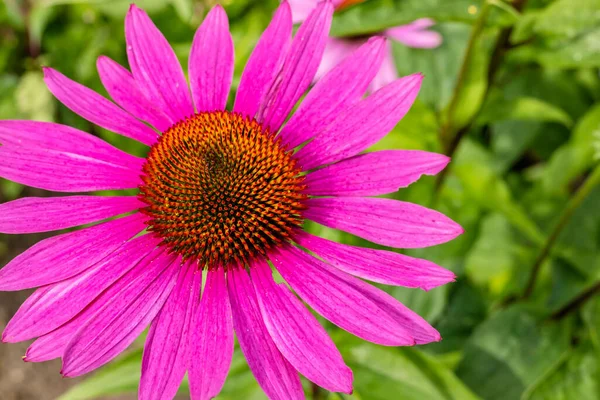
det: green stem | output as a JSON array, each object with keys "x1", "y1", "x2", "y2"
[
  {"x1": 438, "y1": 2, "x2": 492, "y2": 153},
  {"x1": 522, "y1": 165, "x2": 600, "y2": 299},
  {"x1": 549, "y1": 280, "x2": 600, "y2": 320}
]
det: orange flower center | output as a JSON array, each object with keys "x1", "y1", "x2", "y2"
[{"x1": 139, "y1": 111, "x2": 307, "y2": 269}]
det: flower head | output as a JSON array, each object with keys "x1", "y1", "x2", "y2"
[{"x1": 0, "y1": 2, "x2": 461, "y2": 399}]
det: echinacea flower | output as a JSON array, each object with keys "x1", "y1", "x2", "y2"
[
  {"x1": 0, "y1": 2, "x2": 462, "y2": 400},
  {"x1": 289, "y1": 0, "x2": 443, "y2": 91}
]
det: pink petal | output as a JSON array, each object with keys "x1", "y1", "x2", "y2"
[
  {"x1": 43, "y1": 67, "x2": 158, "y2": 146},
  {"x1": 258, "y1": 1, "x2": 334, "y2": 132},
  {"x1": 97, "y1": 56, "x2": 173, "y2": 132},
  {"x1": 139, "y1": 260, "x2": 201, "y2": 400},
  {"x1": 125, "y1": 4, "x2": 194, "y2": 122},
  {"x1": 61, "y1": 251, "x2": 179, "y2": 377},
  {"x1": 227, "y1": 267, "x2": 303, "y2": 400},
  {"x1": 288, "y1": 0, "x2": 319, "y2": 23},
  {"x1": 23, "y1": 239, "x2": 162, "y2": 363},
  {"x1": 296, "y1": 73, "x2": 423, "y2": 170},
  {"x1": 313, "y1": 38, "x2": 360, "y2": 82},
  {"x1": 305, "y1": 150, "x2": 449, "y2": 197},
  {"x1": 233, "y1": 2, "x2": 292, "y2": 118},
  {"x1": 386, "y1": 19, "x2": 442, "y2": 49},
  {"x1": 369, "y1": 40, "x2": 398, "y2": 93},
  {"x1": 189, "y1": 267, "x2": 233, "y2": 400},
  {"x1": 2, "y1": 235, "x2": 160, "y2": 343},
  {"x1": 0, "y1": 146, "x2": 142, "y2": 193},
  {"x1": 0, "y1": 120, "x2": 146, "y2": 167},
  {"x1": 189, "y1": 5, "x2": 234, "y2": 112},
  {"x1": 304, "y1": 197, "x2": 463, "y2": 248},
  {"x1": 0, "y1": 196, "x2": 143, "y2": 234},
  {"x1": 0, "y1": 213, "x2": 147, "y2": 291},
  {"x1": 273, "y1": 245, "x2": 440, "y2": 345},
  {"x1": 251, "y1": 259, "x2": 353, "y2": 393},
  {"x1": 296, "y1": 232, "x2": 455, "y2": 291},
  {"x1": 279, "y1": 36, "x2": 386, "y2": 148}
]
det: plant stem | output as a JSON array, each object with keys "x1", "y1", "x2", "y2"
[
  {"x1": 522, "y1": 165, "x2": 600, "y2": 299},
  {"x1": 438, "y1": 2, "x2": 492, "y2": 153},
  {"x1": 549, "y1": 280, "x2": 600, "y2": 320},
  {"x1": 435, "y1": 0, "x2": 529, "y2": 191}
]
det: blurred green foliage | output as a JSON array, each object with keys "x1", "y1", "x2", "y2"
[{"x1": 1, "y1": 0, "x2": 600, "y2": 399}]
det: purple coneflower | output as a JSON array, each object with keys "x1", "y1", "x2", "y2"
[
  {"x1": 0, "y1": 2, "x2": 461, "y2": 399},
  {"x1": 289, "y1": 0, "x2": 443, "y2": 91}
]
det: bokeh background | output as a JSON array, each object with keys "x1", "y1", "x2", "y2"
[{"x1": 1, "y1": 0, "x2": 600, "y2": 399}]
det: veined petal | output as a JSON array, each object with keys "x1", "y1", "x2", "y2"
[
  {"x1": 189, "y1": 5, "x2": 234, "y2": 112},
  {"x1": 0, "y1": 120, "x2": 145, "y2": 166},
  {"x1": 279, "y1": 37, "x2": 386, "y2": 148},
  {"x1": 305, "y1": 150, "x2": 449, "y2": 197},
  {"x1": 125, "y1": 4, "x2": 194, "y2": 122},
  {"x1": 2, "y1": 235, "x2": 160, "y2": 343},
  {"x1": 304, "y1": 197, "x2": 463, "y2": 248},
  {"x1": 62, "y1": 251, "x2": 179, "y2": 377},
  {"x1": 0, "y1": 213, "x2": 147, "y2": 291},
  {"x1": 189, "y1": 267, "x2": 233, "y2": 400},
  {"x1": 296, "y1": 232, "x2": 455, "y2": 291},
  {"x1": 273, "y1": 246, "x2": 440, "y2": 345},
  {"x1": 228, "y1": 267, "x2": 303, "y2": 400},
  {"x1": 258, "y1": 1, "x2": 334, "y2": 132},
  {"x1": 296, "y1": 73, "x2": 423, "y2": 170},
  {"x1": 251, "y1": 259, "x2": 353, "y2": 393},
  {"x1": 24, "y1": 240, "x2": 162, "y2": 363},
  {"x1": 0, "y1": 196, "x2": 143, "y2": 234},
  {"x1": 233, "y1": 2, "x2": 292, "y2": 118},
  {"x1": 369, "y1": 40, "x2": 397, "y2": 93},
  {"x1": 139, "y1": 260, "x2": 201, "y2": 400},
  {"x1": 0, "y1": 146, "x2": 142, "y2": 193},
  {"x1": 97, "y1": 56, "x2": 172, "y2": 132},
  {"x1": 43, "y1": 67, "x2": 158, "y2": 146}
]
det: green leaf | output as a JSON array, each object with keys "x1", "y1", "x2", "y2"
[
  {"x1": 583, "y1": 297, "x2": 600, "y2": 350},
  {"x1": 456, "y1": 307, "x2": 571, "y2": 400},
  {"x1": 389, "y1": 285, "x2": 448, "y2": 323},
  {"x1": 477, "y1": 96, "x2": 573, "y2": 127},
  {"x1": 542, "y1": 104, "x2": 600, "y2": 193},
  {"x1": 349, "y1": 344, "x2": 481, "y2": 400},
  {"x1": 534, "y1": 0, "x2": 600, "y2": 40},
  {"x1": 524, "y1": 343, "x2": 600, "y2": 400},
  {"x1": 330, "y1": 0, "x2": 483, "y2": 37}
]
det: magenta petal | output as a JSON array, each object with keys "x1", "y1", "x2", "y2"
[
  {"x1": 2, "y1": 235, "x2": 159, "y2": 343},
  {"x1": 97, "y1": 56, "x2": 173, "y2": 132},
  {"x1": 251, "y1": 259, "x2": 353, "y2": 393},
  {"x1": 279, "y1": 37, "x2": 386, "y2": 148},
  {"x1": 273, "y1": 246, "x2": 440, "y2": 345},
  {"x1": 305, "y1": 150, "x2": 449, "y2": 197},
  {"x1": 296, "y1": 232, "x2": 455, "y2": 291},
  {"x1": 43, "y1": 67, "x2": 158, "y2": 146},
  {"x1": 139, "y1": 260, "x2": 201, "y2": 400},
  {"x1": 386, "y1": 19, "x2": 442, "y2": 49},
  {"x1": 288, "y1": 0, "x2": 319, "y2": 23},
  {"x1": 61, "y1": 251, "x2": 179, "y2": 377},
  {"x1": 369, "y1": 40, "x2": 398, "y2": 93},
  {"x1": 0, "y1": 196, "x2": 143, "y2": 234},
  {"x1": 24, "y1": 240, "x2": 162, "y2": 363},
  {"x1": 0, "y1": 213, "x2": 146, "y2": 291},
  {"x1": 305, "y1": 197, "x2": 463, "y2": 248},
  {"x1": 125, "y1": 4, "x2": 194, "y2": 122},
  {"x1": 228, "y1": 267, "x2": 303, "y2": 400},
  {"x1": 189, "y1": 267, "x2": 233, "y2": 400},
  {"x1": 233, "y1": 2, "x2": 292, "y2": 118},
  {"x1": 296, "y1": 73, "x2": 423, "y2": 170},
  {"x1": 258, "y1": 1, "x2": 334, "y2": 132},
  {"x1": 0, "y1": 146, "x2": 142, "y2": 193},
  {"x1": 0, "y1": 120, "x2": 146, "y2": 167},
  {"x1": 189, "y1": 5, "x2": 234, "y2": 112}
]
